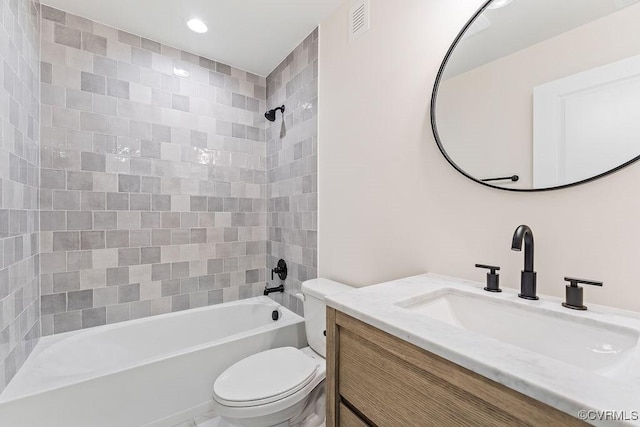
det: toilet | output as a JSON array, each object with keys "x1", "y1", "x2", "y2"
[{"x1": 211, "y1": 279, "x2": 352, "y2": 427}]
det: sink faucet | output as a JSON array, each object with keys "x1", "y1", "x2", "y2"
[{"x1": 511, "y1": 225, "x2": 539, "y2": 300}]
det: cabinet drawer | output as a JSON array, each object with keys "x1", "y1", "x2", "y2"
[
  {"x1": 336, "y1": 319, "x2": 585, "y2": 427},
  {"x1": 339, "y1": 402, "x2": 368, "y2": 427}
]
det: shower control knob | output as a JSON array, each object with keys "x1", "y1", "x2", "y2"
[{"x1": 271, "y1": 259, "x2": 288, "y2": 281}]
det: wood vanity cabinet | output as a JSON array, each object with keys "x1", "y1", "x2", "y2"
[{"x1": 326, "y1": 308, "x2": 587, "y2": 427}]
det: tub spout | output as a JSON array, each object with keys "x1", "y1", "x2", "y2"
[{"x1": 264, "y1": 284, "x2": 284, "y2": 296}]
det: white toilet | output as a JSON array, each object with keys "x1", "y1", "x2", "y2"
[{"x1": 211, "y1": 279, "x2": 352, "y2": 427}]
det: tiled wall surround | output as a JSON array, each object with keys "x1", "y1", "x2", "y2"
[
  {"x1": 0, "y1": 0, "x2": 41, "y2": 392},
  {"x1": 265, "y1": 29, "x2": 319, "y2": 314},
  {"x1": 39, "y1": 6, "x2": 269, "y2": 335}
]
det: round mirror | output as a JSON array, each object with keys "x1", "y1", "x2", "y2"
[{"x1": 432, "y1": 0, "x2": 640, "y2": 191}]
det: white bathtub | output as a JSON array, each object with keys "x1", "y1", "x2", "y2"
[{"x1": 0, "y1": 296, "x2": 306, "y2": 427}]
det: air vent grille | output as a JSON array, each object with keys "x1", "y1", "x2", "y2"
[{"x1": 349, "y1": 0, "x2": 370, "y2": 41}]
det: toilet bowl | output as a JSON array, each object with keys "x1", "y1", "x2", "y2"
[{"x1": 211, "y1": 279, "x2": 352, "y2": 427}]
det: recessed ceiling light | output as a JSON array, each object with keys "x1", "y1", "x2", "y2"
[
  {"x1": 187, "y1": 18, "x2": 208, "y2": 34},
  {"x1": 487, "y1": 0, "x2": 513, "y2": 9}
]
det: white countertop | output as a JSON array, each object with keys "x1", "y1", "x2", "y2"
[{"x1": 325, "y1": 273, "x2": 640, "y2": 426}]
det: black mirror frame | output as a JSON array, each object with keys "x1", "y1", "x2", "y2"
[{"x1": 430, "y1": 0, "x2": 640, "y2": 192}]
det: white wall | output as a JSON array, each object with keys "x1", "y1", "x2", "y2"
[{"x1": 318, "y1": 0, "x2": 640, "y2": 312}]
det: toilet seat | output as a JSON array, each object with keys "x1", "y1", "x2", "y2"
[{"x1": 213, "y1": 347, "x2": 318, "y2": 407}]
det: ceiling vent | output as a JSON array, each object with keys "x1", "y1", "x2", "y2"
[{"x1": 349, "y1": 0, "x2": 370, "y2": 41}]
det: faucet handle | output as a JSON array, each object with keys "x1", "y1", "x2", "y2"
[
  {"x1": 562, "y1": 277, "x2": 603, "y2": 311},
  {"x1": 475, "y1": 264, "x2": 501, "y2": 293}
]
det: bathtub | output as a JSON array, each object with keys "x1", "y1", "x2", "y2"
[{"x1": 0, "y1": 296, "x2": 306, "y2": 427}]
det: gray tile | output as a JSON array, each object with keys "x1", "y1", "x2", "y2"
[
  {"x1": 190, "y1": 196, "x2": 207, "y2": 212},
  {"x1": 67, "y1": 171, "x2": 93, "y2": 191},
  {"x1": 131, "y1": 48, "x2": 152, "y2": 68},
  {"x1": 53, "y1": 231, "x2": 80, "y2": 251},
  {"x1": 68, "y1": 289, "x2": 93, "y2": 311},
  {"x1": 208, "y1": 197, "x2": 224, "y2": 212},
  {"x1": 171, "y1": 262, "x2": 189, "y2": 279},
  {"x1": 161, "y1": 279, "x2": 180, "y2": 297},
  {"x1": 81, "y1": 192, "x2": 106, "y2": 210},
  {"x1": 42, "y1": 253, "x2": 68, "y2": 274},
  {"x1": 141, "y1": 247, "x2": 161, "y2": 264},
  {"x1": 41, "y1": 62, "x2": 54, "y2": 84},
  {"x1": 82, "y1": 33, "x2": 107, "y2": 56},
  {"x1": 54, "y1": 312, "x2": 82, "y2": 334},
  {"x1": 141, "y1": 140, "x2": 160, "y2": 159},
  {"x1": 141, "y1": 177, "x2": 162, "y2": 194},
  {"x1": 141, "y1": 212, "x2": 161, "y2": 229},
  {"x1": 95, "y1": 212, "x2": 117, "y2": 229},
  {"x1": 130, "y1": 194, "x2": 150, "y2": 210},
  {"x1": 107, "y1": 78, "x2": 129, "y2": 99},
  {"x1": 53, "y1": 271, "x2": 81, "y2": 293},
  {"x1": 54, "y1": 24, "x2": 81, "y2": 48},
  {"x1": 41, "y1": 294, "x2": 67, "y2": 316},
  {"x1": 208, "y1": 289, "x2": 223, "y2": 305},
  {"x1": 172, "y1": 295, "x2": 190, "y2": 312},
  {"x1": 81, "y1": 231, "x2": 105, "y2": 250},
  {"x1": 119, "y1": 174, "x2": 140, "y2": 193},
  {"x1": 94, "y1": 56, "x2": 117, "y2": 78},
  {"x1": 152, "y1": 195, "x2": 171, "y2": 211},
  {"x1": 199, "y1": 275, "x2": 215, "y2": 291},
  {"x1": 43, "y1": 5, "x2": 66, "y2": 24},
  {"x1": 208, "y1": 259, "x2": 224, "y2": 274},
  {"x1": 151, "y1": 124, "x2": 171, "y2": 142},
  {"x1": 190, "y1": 228, "x2": 207, "y2": 244},
  {"x1": 161, "y1": 213, "x2": 180, "y2": 228},
  {"x1": 94, "y1": 287, "x2": 118, "y2": 307},
  {"x1": 107, "y1": 193, "x2": 129, "y2": 210},
  {"x1": 118, "y1": 30, "x2": 140, "y2": 47},
  {"x1": 172, "y1": 94, "x2": 189, "y2": 112},
  {"x1": 151, "y1": 229, "x2": 171, "y2": 246},
  {"x1": 130, "y1": 230, "x2": 150, "y2": 247},
  {"x1": 131, "y1": 300, "x2": 153, "y2": 319},
  {"x1": 141, "y1": 38, "x2": 161, "y2": 53},
  {"x1": 216, "y1": 62, "x2": 231, "y2": 75},
  {"x1": 67, "y1": 211, "x2": 93, "y2": 230},
  {"x1": 118, "y1": 248, "x2": 140, "y2": 266},
  {"x1": 81, "y1": 152, "x2": 106, "y2": 172},
  {"x1": 107, "y1": 267, "x2": 129, "y2": 286},
  {"x1": 106, "y1": 230, "x2": 129, "y2": 248},
  {"x1": 66, "y1": 89, "x2": 92, "y2": 111},
  {"x1": 81, "y1": 71, "x2": 106, "y2": 95},
  {"x1": 82, "y1": 307, "x2": 107, "y2": 328},
  {"x1": 246, "y1": 269, "x2": 259, "y2": 284},
  {"x1": 152, "y1": 263, "x2": 171, "y2": 281},
  {"x1": 118, "y1": 284, "x2": 140, "y2": 303},
  {"x1": 67, "y1": 251, "x2": 92, "y2": 271},
  {"x1": 41, "y1": 211, "x2": 66, "y2": 231}
]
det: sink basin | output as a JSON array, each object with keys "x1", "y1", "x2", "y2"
[{"x1": 396, "y1": 289, "x2": 639, "y2": 377}]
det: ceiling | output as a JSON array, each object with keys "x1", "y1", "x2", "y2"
[
  {"x1": 444, "y1": 0, "x2": 640, "y2": 78},
  {"x1": 41, "y1": 0, "x2": 346, "y2": 76}
]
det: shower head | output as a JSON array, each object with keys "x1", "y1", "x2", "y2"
[{"x1": 265, "y1": 105, "x2": 285, "y2": 122}]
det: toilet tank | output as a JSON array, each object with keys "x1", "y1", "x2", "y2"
[{"x1": 301, "y1": 279, "x2": 353, "y2": 357}]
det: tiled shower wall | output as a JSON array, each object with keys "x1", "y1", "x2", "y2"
[
  {"x1": 0, "y1": 0, "x2": 41, "y2": 392},
  {"x1": 39, "y1": 6, "x2": 268, "y2": 335},
  {"x1": 266, "y1": 29, "x2": 318, "y2": 315}
]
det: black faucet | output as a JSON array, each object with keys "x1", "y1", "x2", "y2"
[{"x1": 511, "y1": 225, "x2": 539, "y2": 300}]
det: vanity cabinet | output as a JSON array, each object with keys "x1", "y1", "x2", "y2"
[{"x1": 326, "y1": 308, "x2": 586, "y2": 427}]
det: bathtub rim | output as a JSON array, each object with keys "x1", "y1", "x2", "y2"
[{"x1": 0, "y1": 296, "x2": 303, "y2": 404}]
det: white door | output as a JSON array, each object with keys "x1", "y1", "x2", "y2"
[{"x1": 533, "y1": 54, "x2": 640, "y2": 187}]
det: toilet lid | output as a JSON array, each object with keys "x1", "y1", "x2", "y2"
[{"x1": 213, "y1": 347, "x2": 318, "y2": 407}]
